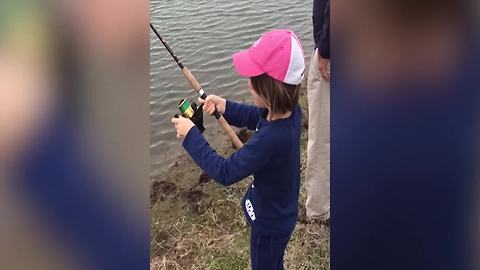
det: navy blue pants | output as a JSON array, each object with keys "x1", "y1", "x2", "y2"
[{"x1": 250, "y1": 230, "x2": 292, "y2": 270}]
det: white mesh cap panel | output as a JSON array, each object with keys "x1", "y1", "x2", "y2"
[{"x1": 284, "y1": 35, "x2": 305, "y2": 85}]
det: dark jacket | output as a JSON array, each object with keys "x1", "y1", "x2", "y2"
[{"x1": 313, "y1": 0, "x2": 330, "y2": 59}]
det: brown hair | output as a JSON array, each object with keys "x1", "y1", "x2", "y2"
[{"x1": 250, "y1": 74, "x2": 301, "y2": 115}]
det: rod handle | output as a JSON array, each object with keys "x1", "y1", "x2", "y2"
[
  {"x1": 198, "y1": 92, "x2": 244, "y2": 149},
  {"x1": 181, "y1": 67, "x2": 202, "y2": 92},
  {"x1": 217, "y1": 115, "x2": 244, "y2": 149}
]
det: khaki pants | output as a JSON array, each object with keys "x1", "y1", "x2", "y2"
[{"x1": 305, "y1": 49, "x2": 330, "y2": 220}]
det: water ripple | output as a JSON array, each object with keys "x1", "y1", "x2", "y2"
[{"x1": 151, "y1": 0, "x2": 314, "y2": 173}]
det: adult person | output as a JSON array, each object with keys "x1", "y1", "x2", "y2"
[
  {"x1": 333, "y1": 1, "x2": 479, "y2": 269},
  {"x1": 305, "y1": 0, "x2": 330, "y2": 222},
  {"x1": 1, "y1": 2, "x2": 148, "y2": 269}
]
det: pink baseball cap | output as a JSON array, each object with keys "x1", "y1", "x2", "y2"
[{"x1": 232, "y1": 29, "x2": 305, "y2": 85}]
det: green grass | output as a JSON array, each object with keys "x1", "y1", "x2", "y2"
[
  {"x1": 208, "y1": 239, "x2": 249, "y2": 270},
  {"x1": 208, "y1": 256, "x2": 247, "y2": 270}
]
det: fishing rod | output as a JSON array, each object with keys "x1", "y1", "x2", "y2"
[{"x1": 150, "y1": 23, "x2": 243, "y2": 149}]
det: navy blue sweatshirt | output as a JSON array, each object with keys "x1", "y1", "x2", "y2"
[
  {"x1": 183, "y1": 100, "x2": 301, "y2": 236},
  {"x1": 313, "y1": 0, "x2": 330, "y2": 58}
]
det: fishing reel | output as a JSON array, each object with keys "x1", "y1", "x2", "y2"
[{"x1": 174, "y1": 98, "x2": 205, "y2": 133}]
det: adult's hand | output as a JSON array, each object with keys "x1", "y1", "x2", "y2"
[{"x1": 318, "y1": 54, "x2": 330, "y2": 81}]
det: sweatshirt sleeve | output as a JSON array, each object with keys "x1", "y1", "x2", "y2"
[
  {"x1": 223, "y1": 100, "x2": 264, "y2": 130},
  {"x1": 319, "y1": 0, "x2": 330, "y2": 59},
  {"x1": 313, "y1": 0, "x2": 327, "y2": 51},
  {"x1": 182, "y1": 126, "x2": 274, "y2": 186}
]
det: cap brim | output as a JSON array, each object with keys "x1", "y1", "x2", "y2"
[{"x1": 232, "y1": 50, "x2": 264, "y2": 78}]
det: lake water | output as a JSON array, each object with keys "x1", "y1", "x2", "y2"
[{"x1": 150, "y1": 0, "x2": 314, "y2": 176}]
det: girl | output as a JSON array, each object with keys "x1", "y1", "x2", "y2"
[{"x1": 172, "y1": 29, "x2": 305, "y2": 270}]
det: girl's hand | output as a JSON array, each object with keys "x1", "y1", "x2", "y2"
[
  {"x1": 171, "y1": 116, "x2": 195, "y2": 138},
  {"x1": 197, "y1": 95, "x2": 226, "y2": 115}
]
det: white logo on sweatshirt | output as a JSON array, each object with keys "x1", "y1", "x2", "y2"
[{"x1": 245, "y1": 199, "x2": 256, "y2": 221}]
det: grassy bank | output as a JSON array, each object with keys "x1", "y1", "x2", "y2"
[{"x1": 150, "y1": 83, "x2": 330, "y2": 269}]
